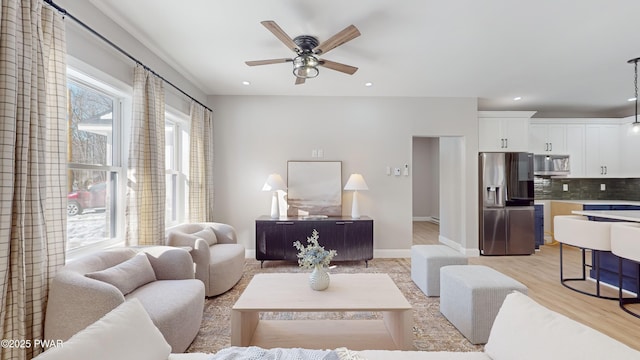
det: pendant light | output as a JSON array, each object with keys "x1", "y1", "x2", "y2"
[{"x1": 629, "y1": 57, "x2": 640, "y2": 133}]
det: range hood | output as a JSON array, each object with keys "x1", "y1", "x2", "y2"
[{"x1": 533, "y1": 154, "x2": 570, "y2": 176}]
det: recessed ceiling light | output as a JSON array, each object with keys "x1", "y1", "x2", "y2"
[
  {"x1": 513, "y1": 96, "x2": 522, "y2": 101},
  {"x1": 242, "y1": 81, "x2": 251, "y2": 86},
  {"x1": 365, "y1": 82, "x2": 373, "y2": 87},
  {"x1": 628, "y1": 97, "x2": 637, "y2": 102}
]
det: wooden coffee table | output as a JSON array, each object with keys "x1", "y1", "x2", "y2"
[{"x1": 231, "y1": 273, "x2": 413, "y2": 350}]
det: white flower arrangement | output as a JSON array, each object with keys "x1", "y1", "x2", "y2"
[{"x1": 293, "y1": 229, "x2": 337, "y2": 269}]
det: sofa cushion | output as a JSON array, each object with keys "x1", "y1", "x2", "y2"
[
  {"x1": 34, "y1": 299, "x2": 170, "y2": 360},
  {"x1": 127, "y1": 279, "x2": 205, "y2": 353},
  {"x1": 86, "y1": 253, "x2": 157, "y2": 295},
  {"x1": 485, "y1": 291, "x2": 640, "y2": 360},
  {"x1": 193, "y1": 226, "x2": 217, "y2": 246}
]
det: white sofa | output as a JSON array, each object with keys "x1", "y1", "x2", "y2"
[
  {"x1": 44, "y1": 246, "x2": 204, "y2": 353},
  {"x1": 35, "y1": 291, "x2": 640, "y2": 360}
]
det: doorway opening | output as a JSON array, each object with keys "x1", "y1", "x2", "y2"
[
  {"x1": 412, "y1": 136, "x2": 440, "y2": 245},
  {"x1": 412, "y1": 135, "x2": 466, "y2": 248}
]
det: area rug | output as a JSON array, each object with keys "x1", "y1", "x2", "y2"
[{"x1": 187, "y1": 258, "x2": 483, "y2": 354}]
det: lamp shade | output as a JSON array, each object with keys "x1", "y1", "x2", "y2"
[
  {"x1": 262, "y1": 173, "x2": 286, "y2": 191},
  {"x1": 344, "y1": 174, "x2": 369, "y2": 191}
]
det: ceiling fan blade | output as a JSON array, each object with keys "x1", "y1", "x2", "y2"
[
  {"x1": 245, "y1": 58, "x2": 292, "y2": 66},
  {"x1": 261, "y1": 20, "x2": 301, "y2": 53},
  {"x1": 319, "y1": 59, "x2": 358, "y2": 75},
  {"x1": 295, "y1": 77, "x2": 306, "y2": 85},
  {"x1": 313, "y1": 25, "x2": 361, "y2": 55}
]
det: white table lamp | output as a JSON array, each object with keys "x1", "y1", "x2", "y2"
[
  {"x1": 262, "y1": 173, "x2": 287, "y2": 219},
  {"x1": 344, "y1": 173, "x2": 369, "y2": 219}
]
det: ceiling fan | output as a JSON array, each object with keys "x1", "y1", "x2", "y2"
[{"x1": 245, "y1": 20, "x2": 361, "y2": 85}]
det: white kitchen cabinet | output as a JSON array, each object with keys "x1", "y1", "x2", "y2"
[
  {"x1": 529, "y1": 124, "x2": 566, "y2": 154},
  {"x1": 565, "y1": 124, "x2": 585, "y2": 176},
  {"x1": 585, "y1": 124, "x2": 619, "y2": 176},
  {"x1": 478, "y1": 111, "x2": 535, "y2": 152}
]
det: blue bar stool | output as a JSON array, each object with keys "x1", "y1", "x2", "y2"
[
  {"x1": 610, "y1": 223, "x2": 640, "y2": 318},
  {"x1": 553, "y1": 215, "x2": 617, "y2": 300}
]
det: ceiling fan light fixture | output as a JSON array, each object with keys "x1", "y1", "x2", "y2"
[{"x1": 293, "y1": 55, "x2": 319, "y2": 78}]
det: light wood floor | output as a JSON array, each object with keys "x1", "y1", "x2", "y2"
[{"x1": 412, "y1": 221, "x2": 640, "y2": 351}]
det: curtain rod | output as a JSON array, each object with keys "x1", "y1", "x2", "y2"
[{"x1": 43, "y1": 0, "x2": 213, "y2": 113}]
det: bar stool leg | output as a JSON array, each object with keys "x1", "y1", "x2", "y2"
[
  {"x1": 596, "y1": 250, "x2": 601, "y2": 298},
  {"x1": 618, "y1": 258, "x2": 640, "y2": 318},
  {"x1": 581, "y1": 248, "x2": 586, "y2": 280},
  {"x1": 560, "y1": 245, "x2": 616, "y2": 300},
  {"x1": 560, "y1": 243, "x2": 564, "y2": 281}
]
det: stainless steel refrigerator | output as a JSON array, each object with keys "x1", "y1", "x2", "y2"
[{"x1": 479, "y1": 152, "x2": 535, "y2": 255}]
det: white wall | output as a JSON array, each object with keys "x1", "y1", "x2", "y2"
[
  {"x1": 412, "y1": 137, "x2": 440, "y2": 220},
  {"x1": 210, "y1": 95, "x2": 479, "y2": 256}
]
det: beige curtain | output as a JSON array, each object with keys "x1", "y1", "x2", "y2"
[
  {"x1": 188, "y1": 102, "x2": 214, "y2": 222},
  {"x1": 0, "y1": 1, "x2": 67, "y2": 359},
  {"x1": 126, "y1": 66, "x2": 166, "y2": 245}
]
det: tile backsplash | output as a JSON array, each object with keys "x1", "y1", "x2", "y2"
[{"x1": 534, "y1": 177, "x2": 640, "y2": 201}]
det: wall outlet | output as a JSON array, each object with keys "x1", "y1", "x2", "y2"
[
  {"x1": 562, "y1": 184, "x2": 569, "y2": 192},
  {"x1": 600, "y1": 183, "x2": 606, "y2": 191},
  {"x1": 311, "y1": 149, "x2": 318, "y2": 158},
  {"x1": 317, "y1": 149, "x2": 324, "y2": 158}
]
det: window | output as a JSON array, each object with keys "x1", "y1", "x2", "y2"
[
  {"x1": 66, "y1": 76, "x2": 125, "y2": 257},
  {"x1": 165, "y1": 111, "x2": 190, "y2": 227},
  {"x1": 65, "y1": 63, "x2": 191, "y2": 258}
]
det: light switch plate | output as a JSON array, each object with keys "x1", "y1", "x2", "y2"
[
  {"x1": 600, "y1": 184, "x2": 606, "y2": 191},
  {"x1": 562, "y1": 184, "x2": 569, "y2": 192}
]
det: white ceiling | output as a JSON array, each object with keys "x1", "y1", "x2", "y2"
[{"x1": 89, "y1": 0, "x2": 640, "y2": 117}]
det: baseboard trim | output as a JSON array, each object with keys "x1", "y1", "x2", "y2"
[
  {"x1": 439, "y1": 235, "x2": 480, "y2": 257},
  {"x1": 374, "y1": 249, "x2": 411, "y2": 258},
  {"x1": 412, "y1": 216, "x2": 440, "y2": 224}
]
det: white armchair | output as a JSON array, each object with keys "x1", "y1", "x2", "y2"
[{"x1": 166, "y1": 222, "x2": 245, "y2": 297}]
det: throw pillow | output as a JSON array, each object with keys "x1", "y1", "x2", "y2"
[
  {"x1": 86, "y1": 253, "x2": 157, "y2": 295},
  {"x1": 193, "y1": 226, "x2": 217, "y2": 246},
  {"x1": 33, "y1": 299, "x2": 170, "y2": 360}
]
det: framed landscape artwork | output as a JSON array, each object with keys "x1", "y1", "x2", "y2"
[{"x1": 287, "y1": 161, "x2": 342, "y2": 217}]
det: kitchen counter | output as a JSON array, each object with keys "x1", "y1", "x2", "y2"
[
  {"x1": 549, "y1": 200, "x2": 640, "y2": 206},
  {"x1": 572, "y1": 210, "x2": 640, "y2": 222}
]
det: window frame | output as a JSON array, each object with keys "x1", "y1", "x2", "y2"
[
  {"x1": 165, "y1": 108, "x2": 190, "y2": 227},
  {"x1": 65, "y1": 64, "x2": 131, "y2": 261}
]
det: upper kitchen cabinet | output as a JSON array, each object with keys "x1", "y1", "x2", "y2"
[
  {"x1": 565, "y1": 124, "x2": 586, "y2": 177},
  {"x1": 478, "y1": 111, "x2": 536, "y2": 152},
  {"x1": 585, "y1": 124, "x2": 620, "y2": 176},
  {"x1": 529, "y1": 123, "x2": 566, "y2": 154}
]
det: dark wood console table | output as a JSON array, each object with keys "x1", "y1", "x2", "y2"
[{"x1": 255, "y1": 216, "x2": 374, "y2": 267}]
